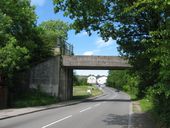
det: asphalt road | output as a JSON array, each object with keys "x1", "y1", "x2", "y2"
[{"x1": 0, "y1": 87, "x2": 132, "y2": 128}]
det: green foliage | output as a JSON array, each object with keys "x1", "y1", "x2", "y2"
[
  {"x1": 73, "y1": 75, "x2": 89, "y2": 86},
  {"x1": 107, "y1": 70, "x2": 139, "y2": 99},
  {"x1": 0, "y1": 37, "x2": 29, "y2": 77},
  {"x1": 13, "y1": 89, "x2": 58, "y2": 108},
  {"x1": 139, "y1": 98, "x2": 153, "y2": 112},
  {"x1": 0, "y1": 0, "x2": 37, "y2": 80},
  {"x1": 146, "y1": 85, "x2": 170, "y2": 127},
  {"x1": 38, "y1": 20, "x2": 70, "y2": 55},
  {"x1": 107, "y1": 70, "x2": 128, "y2": 90},
  {"x1": 39, "y1": 20, "x2": 69, "y2": 41},
  {"x1": 77, "y1": 78, "x2": 89, "y2": 86},
  {"x1": 123, "y1": 75, "x2": 140, "y2": 99},
  {"x1": 73, "y1": 72, "x2": 79, "y2": 86},
  {"x1": 35, "y1": 20, "x2": 70, "y2": 58}
]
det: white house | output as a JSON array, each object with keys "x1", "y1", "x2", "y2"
[
  {"x1": 96, "y1": 76, "x2": 107, "y2": 87},
  {"x1": 87, "y1": 75, "x2": 96, "y2": 84}
]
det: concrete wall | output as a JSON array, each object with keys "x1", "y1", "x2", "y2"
[
  {"x1": 59, "y1": 67, "x2": 73, "y2": 100},
  {"x1": 30, "y1": 56, "x2": 73, "y2": 100},
  {"x1": 62, "y1": 55, "x2": 131, "y2": 69},
  {"x1": 30, "y1": 57, "x2": 60, "y2": 97}
]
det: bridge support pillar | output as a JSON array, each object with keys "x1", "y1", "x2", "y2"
[{"x1": 59, "y1": 67, "x2": 73, "y2": 101}]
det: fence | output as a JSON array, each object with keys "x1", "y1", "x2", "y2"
[{"x1": 56, "y1": 38, "x2": 73, "y2": 55}]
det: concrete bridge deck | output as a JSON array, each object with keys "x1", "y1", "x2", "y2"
[{"x1": 62, "y1": 55, "x2": 131, "y2": 69}]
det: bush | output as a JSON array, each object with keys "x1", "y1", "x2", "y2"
[
  {"x1": 107, "y1": 70, "x2": 139, "y2": 99},
  {"x1": 107, "y1": 70, "x2": 128, "y2": 89},
  {"x1": 147, "y1": 85, "x2": 170, "y2": 128},
  {"x1": 123, "y1": 75, "x2": 139, "y2": 100}
]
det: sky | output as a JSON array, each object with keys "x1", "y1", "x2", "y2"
[{"x1": 31, "y1": 0, "x2": 119, "y2": 76}]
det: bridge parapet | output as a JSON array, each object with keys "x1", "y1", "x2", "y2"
[{"x1": 62, "y1": 55, "x2": 131, "y2": 69}]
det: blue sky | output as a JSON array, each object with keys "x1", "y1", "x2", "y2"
[{"x1": 31, "y1": 0, "x2": 119, "y2": 76}]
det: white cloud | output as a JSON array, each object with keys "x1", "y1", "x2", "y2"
[
  {"x1": 31, "y1": 0, "x2": 46, "y2": 6},
  {"x1": 82, "y1": 31, "x2": 88, "y2": 36},
  {"x1": 96, "y1": 37, "x2": 115, "y2": 48},
  {"x1": 76, "y1": 31, "x2": 88, "y2": 37},
  {"x1": 83, "y1": 49, "x2": 101, "y2": 56},
  {"x1": 83, "y1": 51, "x2": 94, "y2": 56}
]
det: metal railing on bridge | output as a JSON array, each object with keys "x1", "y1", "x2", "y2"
[
  {"x1": 57, "y1": 38, "x2": 73, "y2": 55},
  {"x1": 54, "y1": 38, "x2": 73, "y2": 56}
]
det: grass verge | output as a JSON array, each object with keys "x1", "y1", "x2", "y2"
[
  {"x1": 139, "y1": 98, "x2": 153, "y2": 112},
  {"x1": 73, "y1": 85, "x2": 103, "y2": 100},
  {"x1": 125, "y1": 91, "x2": 153, "y2": 113},
  {"x1": 12, "y1": 89, "x2": 59, "y2": 108}
]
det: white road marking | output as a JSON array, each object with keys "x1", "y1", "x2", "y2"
[
  {"x1": 80, "y1": 107, "x2": 92, "y2": 113},
  {"x1": 94, "y1": 103, "x2": 101, "y2": 107},
  {"x1": 41, "y1": 115, "x2": 72, "y2": 128},
  {"x1": 128, "y1": 102, "x2": 133, "y2": 128}
]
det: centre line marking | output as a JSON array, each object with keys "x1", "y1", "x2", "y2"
[
  {"x1": 80, "y1": 107, "x2": 92, "y2": 113},
  {"x1": 41, "y1": 115, "x2": 72, "y2": 128}
]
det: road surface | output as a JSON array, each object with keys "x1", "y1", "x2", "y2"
[{"x1": 0, "y1": 87, "x2": 131, "y2": 128}]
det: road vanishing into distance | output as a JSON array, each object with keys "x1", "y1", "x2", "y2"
[{"x1": 0, "y1": 87, "x2": 132, "y2": 128}]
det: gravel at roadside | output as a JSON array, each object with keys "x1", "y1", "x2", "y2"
[{"x1": 131, "y1": 101, "x2": 156, "y2": 128}]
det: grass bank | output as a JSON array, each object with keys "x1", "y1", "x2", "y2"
[
  {"x1": 124, "y1": 91, "x2": 153, "y2": 112},
  {"x1": 12, "y1": 89, "x2": 59, "y2": 108},
  {"x1": 73, "y1": 85, "x2": 103, "y2": 100},
  {"x1": 139, "y1": 98, "x2": 153, "y2": 112},
  {"x1": 12, "y1": 85, "x2": 103, "y2": 108}
]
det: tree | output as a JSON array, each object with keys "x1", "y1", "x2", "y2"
[
  {"x1": 0, "y1": 0, "x2": 36, "y2": 82},
  {"x1": 53, "y1": 0, "x2": 169, "y2": 92},
  {"x1": 38, "y1": 20, "x2": 70, "y2": 55},
  {"x1": 0, "y1": 0, "x2": 57, "y2": 86},
  {"x1": 39, "y1": 20, "x2": 69, "y2": 41},
  {"x1": 0, "y1": 38, "x2": 29, "y2": 78},
  {"x1": 107, "y1": 70, "x2": 128, "y2": 89},
  {"x1": 107, "y1": 70, "x2": 139, "y2": 98}
]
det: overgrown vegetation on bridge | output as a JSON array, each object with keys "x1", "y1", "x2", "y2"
[
  {"x1": 54, "y1": 0, "x2": 170, "y2": 127},
  {"x1": 0, "y1": 0, "x2": 69, "y2": 90}
]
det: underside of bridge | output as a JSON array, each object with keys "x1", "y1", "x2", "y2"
[{"x1": 59, "y1": 55, "x2": 131, "y2": 101}]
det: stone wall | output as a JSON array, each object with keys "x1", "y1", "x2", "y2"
[{"x1": 30, "y1": 57, "x2": 60, "y2": 97}]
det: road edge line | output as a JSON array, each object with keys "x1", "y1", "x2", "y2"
[{"x1": 128, "y1": 101, "x2": 133, "y2": 128}]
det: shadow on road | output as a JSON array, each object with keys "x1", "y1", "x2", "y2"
[
  {"x1": 84, "y1": 99, "x2": 131, "y2": 103},
  {"x1": 102, "y1": 113, "x2": 155, "y2": 128},
  {"x1": 103, "y1": 114, "x2": 128, "y2": 127}
]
